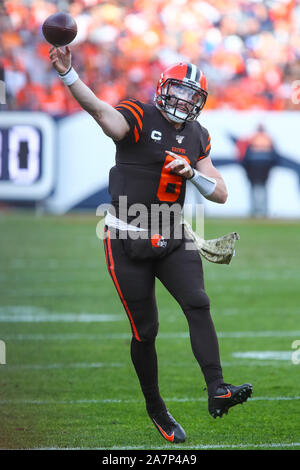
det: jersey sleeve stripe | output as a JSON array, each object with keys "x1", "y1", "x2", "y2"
[
  {"x1": 119, "y1": 100, "x2": 144, "y2": 118},
  {"x1": 205, "y1": 142, "x2": 211, "y2": 153},
  {"x1": 133, "y1": 125, "x2": 140, "y2": 143},
  {"x1": 115, "y1": 104, "x2": 143, "y2": 131}
]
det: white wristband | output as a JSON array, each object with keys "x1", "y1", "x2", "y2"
[
  {"x1": 58, "y1": 67, "x2": 78, "y2": 86},
  {"x1": 189, "y1": 169, "x2": 217, "y2": 197}
]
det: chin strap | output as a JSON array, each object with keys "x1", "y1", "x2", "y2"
[{"x1": 183, "y1": 219, "x2": 240, "y2": 264}]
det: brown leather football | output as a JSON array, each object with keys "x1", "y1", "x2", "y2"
[{"x1": 42, "y1": 12, "x2": 77, "y2": 47}]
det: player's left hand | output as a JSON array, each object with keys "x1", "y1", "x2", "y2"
[{"x1": 165, "y1": 151, "x2": 194, "y2": 179}]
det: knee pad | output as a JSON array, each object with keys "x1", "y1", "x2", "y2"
[
  {"x1": 180, "y1": 288, "x2": 210, "y2": 312},
  {"x1": 137, "y1": 321, "x2": 159, "y2": 343}
]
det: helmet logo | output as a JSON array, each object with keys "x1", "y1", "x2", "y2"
[{"x1": 151, "y1": 234, "x2": 167, "y2": 248}]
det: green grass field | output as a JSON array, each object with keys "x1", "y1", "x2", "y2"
[{"x1": 0, "y1": 213, "x2": 300, "y2": 450}]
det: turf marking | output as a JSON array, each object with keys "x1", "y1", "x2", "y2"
[
  {"x1": 2, "y1": 331, "x2": 300, "y2": 340},
  {"x1": 1, "y1": 360, "x2": 296, "y2": 370},
  {"x1": 233, "y1": 351, "x2": 294, "y2": 361},
  {"x1": 28, "y1": 442, "x2": 300, "y2": 450},
  {"x1": 1, "y1": 362, "x2": 123, "y2": 370},
  {"x1": 0, "y1": 306, "x2": 122, "y2": 322},
  {"x1": 0, "y1": 396, "x2": 299, "y2": 405}
]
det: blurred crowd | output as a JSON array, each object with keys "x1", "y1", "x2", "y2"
[{"x1": 1, "y1": 0, "x2": 300, "y2": 115}]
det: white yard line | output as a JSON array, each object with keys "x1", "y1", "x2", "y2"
[
  {"x1": 30, "y1": 442, "x2": 300, "y2": 450},
  {"x1": 233, "y1": 351, "x2": 293, "y2": 360},
  {"x1": 0, "y1": 306, "x2": 123, "y2": 323},
  {"x1": 1, "y1": 305, "x2": 300, "y2": 325},
  {"x1": 1, "y1": 362, "x2": 123, "y2": 370},
  {"x1": 0, "y1": 360, "x2": 297, "y2": 370},
  {"x1": 0, "y1": 396, "x2": 299, "y2": 405},
  {"x1": 2, "y1": 331, "x2": 300, "y2": 340}
]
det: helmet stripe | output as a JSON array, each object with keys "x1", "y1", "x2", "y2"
[
  {"x1": 186, "y1": 63, "x2": 201, "y2": 83},
  {"x1": 190, "y1": 63, "x2": 198, "y2": 81},
  {"x1": 186, "y1": 63, "x2": 192, "y2": 79}
]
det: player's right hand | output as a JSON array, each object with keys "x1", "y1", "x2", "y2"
[
  {"x1": 165, "y1": 151, "x2": 194, "y2": 179},
  {"x1": 49, "y1": 46, "x2": 71, "y2": 74}
]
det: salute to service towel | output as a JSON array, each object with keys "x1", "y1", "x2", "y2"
[{"x1": 183, "y1": 219, "x2": 240, "y2": 265}]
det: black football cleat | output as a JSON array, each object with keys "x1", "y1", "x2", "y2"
[
  {"x1": 148, "y1": 409, "x2": 186, "y2": 443},
  {"x1": 208, "y1": 382, "x2": 253, "y2": 418}
]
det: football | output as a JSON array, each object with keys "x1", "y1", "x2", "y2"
[{"x1": 42, "y1": 12, "x2": 77, "y2": 47}]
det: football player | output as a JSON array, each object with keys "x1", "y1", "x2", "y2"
[{"x1": 49, "y1": 46, "x2": 252, "y2": 443}]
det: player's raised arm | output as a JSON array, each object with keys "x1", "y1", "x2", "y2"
[{"x1": 49, "y1": 46, "x2": 130, "y2": 141}]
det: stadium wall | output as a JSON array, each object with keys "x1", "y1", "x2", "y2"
[{"x1": 1, "y1": 111, "x2": 300, "y2": 218}]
